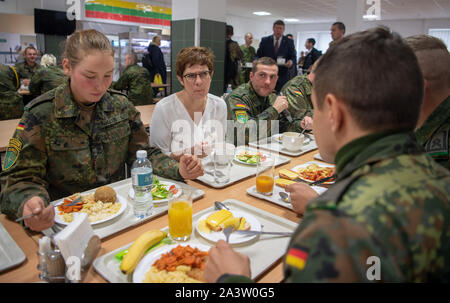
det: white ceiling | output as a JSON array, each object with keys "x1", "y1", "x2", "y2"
[{"x1": 154, "y1": 0, "x2": 450, "y2": 24}]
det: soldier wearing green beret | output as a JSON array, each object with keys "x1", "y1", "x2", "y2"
[
  {"x1": 0, "y1": 64, "x2": 24, "y2": 120},
  {"x1": 205, "y1": 27, "x2": 450, "y2": 283},
  {"x1": 29, "y1": 54, "x2": 67, "y2": 96},
  {"x1": 405, "y1": 35, "x2": 450, "y2": 170},
  {"x1": 112, "y1": 53, "x2": 154, "y2": 106},
  {"x1": 0, "y1": 30, "x2": 204, "y2": 232}
]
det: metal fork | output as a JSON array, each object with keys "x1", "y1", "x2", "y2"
[{"x1": 223, "y1": 227, "x2": 233, "y2": 243}]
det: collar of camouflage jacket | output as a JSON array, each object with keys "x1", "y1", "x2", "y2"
[
  {"x1": 415, "y1": 96, "x2": 450, "y2": 145},
  {"x1": 54, "y1": 80, "x2": 113, "y2": 118},
  {"x1": 246, "y1": 81, "x2": 276, "y2": 106}
]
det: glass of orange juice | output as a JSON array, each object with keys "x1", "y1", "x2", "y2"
[
  {"x1": 256, "y1": 157, "x2": 275, "y2": 195},
  {"x1": 168, "y1": 190, "x2": 193, "y2": 241}
]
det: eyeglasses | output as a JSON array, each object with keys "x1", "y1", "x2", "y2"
[{"x1": 183, "y1": 71, "x2": 211, "y2": 82}]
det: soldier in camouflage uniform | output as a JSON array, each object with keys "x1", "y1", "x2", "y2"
[
  {"x1": 239, "y1": 33, "x2": 256, "y2": 85},
  {"x1": 225, "y1": 57, "x2": 291, "y2": 145},
  {"x1": 225, "y1": 25, "x2": 243, "y2": 91},
  {"x1": 0, "y1": 64, "x2": 24, "y2": 120},
  {"x1": 0, "y1": 29, "x2": 203, "y2": 232},
  {"x1": 404, "y1": 35, "x2": 450, "y2": 170},
  {"x1": 29, "y1": 65, "x2": 67, "y2": 96},
  {"x1": 14, "y1": 46, "x2": 41, "y2": 85},
  {"x1": 204, "y1": 27, "x2": 450, "y2": 283},
  {"x1": 112, "y1": 53, "x2": 154, "y2": 106}
]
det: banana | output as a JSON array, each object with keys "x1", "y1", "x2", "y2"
[{"x1": 120, "y1": 229, "x2": 167, "y2": 275}]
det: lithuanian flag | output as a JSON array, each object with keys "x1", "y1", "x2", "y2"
[
  {"x1": 286, "y1": 245, "x2": 309, "y2": 270},
  {"x1": 85, "y1": 0, "x2": 171, "y2": 27}
]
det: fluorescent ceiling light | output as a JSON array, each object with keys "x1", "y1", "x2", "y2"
[
  {"x1": 284, "y1": 18, "x2": 300, "y2": 22},
  {"x1": 253, "y1": 11, "x2": 272, "y2": 16}
]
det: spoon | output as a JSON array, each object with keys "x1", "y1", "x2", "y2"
[
  {"x1": 279, "y1": 192, "x2": 290, "y2": 203},
  {"x1": 214, "y1": 201, "x2": 230, "y2": 210}
]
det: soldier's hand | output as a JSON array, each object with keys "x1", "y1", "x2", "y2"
[
  {"x1": 179, "y1": 154, "x2": 204, "y2": 179},
  {"x1": 285, "y1": 183, "x2": 319, "y2": 215},
  {"x1": 272, "y1": 96, "x2": 289, "y2": 113},
  {"x1": 301, "y1": 116, "x2": 313, "y2": 130},
  {"x1": 204, "y1": 240, "x2": 251, "y2": 282},
  {"x1": 22, "y1": 79, "x2": 31, "y2": 86},
  {"x1": 23, "y1": 196, "x2": 55, "y2": 231}
]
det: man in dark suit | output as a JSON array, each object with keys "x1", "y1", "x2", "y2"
[
  {"x1": 256, "y1": 20, "x2": 296, "y2": 92},
  {"x1": 303, "y1": 38, "x2": 322, "y2": 72}
]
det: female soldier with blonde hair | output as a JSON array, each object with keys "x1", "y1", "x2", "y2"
[{"x1": 1, "y1": 29, "x2": 203, "y2": 231}]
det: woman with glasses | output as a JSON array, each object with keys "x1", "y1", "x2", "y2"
[{"x1": 150, "y1": 47, "x2": 227, "y2": 163}]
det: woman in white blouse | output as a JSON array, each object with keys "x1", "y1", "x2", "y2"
[{"x1": 150, "y1": 46, "x2": 227, "y2": 162}]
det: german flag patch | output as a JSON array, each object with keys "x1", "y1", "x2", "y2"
[
  {"x1": 286, "y1": 245, "x2": 309, "y2": 270},
  {"x1": 294, "y1": 90, "x2": 303, "y2": 96},
  {"x1": 16, "y1": 122, "x2": 25, "y2": 131},
  {"x1": 235, "y1": 103, "x2": 247, "y2": 109}
]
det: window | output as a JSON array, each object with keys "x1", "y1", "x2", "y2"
[{"x1": 428, "y1": 29, "x2": 450, "y2": 51}]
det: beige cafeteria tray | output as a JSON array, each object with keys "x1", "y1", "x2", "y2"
[
  {"x1": 249, "y1": 133, "x2": 317, "y2": 157},
  {"x1": 93, "y1": 199, "x2": 298, "y2": 282},
  {"x1": 196, "y1": 146, "x2": 291, "y2": 189},
  {"x1": 48, "y1": 176, "x2": 205, "y2": 240},
  {"x1": 0, "y1": 222, "x2": 26, "y2": 273}
]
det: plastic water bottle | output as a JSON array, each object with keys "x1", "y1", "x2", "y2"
[
  {"x1": 226, "y1": 84, "x2": 232, "y2": 94},
  {"x1": 131, "y1": 150, "x2": 153, "y2": 219}
]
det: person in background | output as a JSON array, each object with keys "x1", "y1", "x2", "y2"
[
  {"x1": 225, "y1": 57, "x2": 291, "y2": 145},
  {"x1": 0, "y1": 64, "x2": 23, "y2": 120},
  {"x1": 150, "y1": 46, "x2": 227, "y2": 163},
  {"x1": 205, "y1": 27, "x2": 450, "y2": 283},
  {"x1": 302, "y1": 38, "x2": 322, "y2": 72},
  {"x1": 329, "y1": 22, "x2": 345, "y2": 48},
  {"x1": 256, "y1": 20, "x2": 296, "y2": 92},
  {"x1": 286, "y1": 34, "x2": 298, "y2": 79},
  {"x1": 405, "y1": 35, "x2": 450, "y2": 170},
  {"x1": 297, "y1": 51, "x2": 306, "y2": 73},
  {"x1": 14, "y1": 46, "x2": 41, "y2": 87},
  {"x1": 240, "y1": 32, "x2": 256, "y2": 85},
  {"x1": 224, "y1": 25, "x2": 243, "y2": 91},
  {"x1": 0, "y1": 29, "x2": 203, "y2": 232},
  {"x1": 147, "y1": 35, "x2": 167, "y2": 96},
  {"x1": 112, "y1": 53, "x2": 154, "y2": 106},
  {"x1": 29, "y1": 54, "x2": 67, "y2": 97}
]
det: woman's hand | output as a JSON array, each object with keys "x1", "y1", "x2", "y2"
[
  {"x1": 179, "y1": 154, "x2": 204, "y2": 179},
  {"x1": 22, "y1": 196, "x2": 55, "y2": 231}
]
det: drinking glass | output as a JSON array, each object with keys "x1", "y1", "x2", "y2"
[
  {"x1": 212, "y1": 142, "x2": 235, "y2": 184},
  {"x1": 168, "y1": 190, "x2": 193, "y2": 241},
  {"x1": 256, "y1": 158, "x2": 275, "y2": 195}
]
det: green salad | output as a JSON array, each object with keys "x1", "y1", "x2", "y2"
[
  {"x1": 236, "y1": 151, "x2": 266, "y2": 164},
  {"x1": 151, "y1": 177, "x2": 178, "y2": 200}
]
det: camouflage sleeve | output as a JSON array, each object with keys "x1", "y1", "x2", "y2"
[
  {"x1": 283, "y1": 209, "x2": 400, "y2": 282},
  {"x1": 112, "y1": 71, "x2": 129, "y2": 91},
  {"x1": 28, "y1": 70, "x2": 42, "y2": 96},
  {"x1": 0, "y1": 111, "x2": 50, "y2": 220},
  {"x1": 281, "y1": 82, "x2": 312, "y2": 121},
  {"x1": 226, "y1": 92, "x2": 279, "y2": 144},
  {"x1": 127, "y1": 105, "x2": 183, "y2": 181}
]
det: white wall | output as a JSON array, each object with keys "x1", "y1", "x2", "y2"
[{"x1": 226, "y1": 15, "x2": 274, "y2": 49}]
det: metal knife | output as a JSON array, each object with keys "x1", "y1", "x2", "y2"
[{"x1": 234, "y1": 230, "x2": 293, "y2": 237}]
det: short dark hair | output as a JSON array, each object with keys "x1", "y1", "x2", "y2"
[
  {"x1": 314, "y1": 26, "x2": 423, "y2": 132},
  {"x1": 24, "y1": 46, "x2": 37, "y2": 54},
  {"x1": 307, "y1": 38, "x2": 316, "y2": 45},
  {"x1": 226, "y1": 25, "x2": 234, "y2": 36},
  {"x1": 176, "y1": 46, "x2": 215, "y2": 78},
  {"x1": 286, "y1": 34, "x2": 294, "y2": 38},
  {"x1": 332, "y1": 22, "x2": 346, "y2": 33},
  {"x1": 273, "y1": 20, "x2": 285, "y2": 27},
  {"x1": 252, "y1": 57, "x2": 277, "y2": 73}
]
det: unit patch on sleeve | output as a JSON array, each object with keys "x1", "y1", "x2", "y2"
[{"x1": 3, "y1": 138, "x2": 22, "y2": 170}]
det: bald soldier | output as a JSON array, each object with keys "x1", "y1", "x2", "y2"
[
  {"x1": 113, "y1": 53, "x2": 154, "y2": 105},
  {"x1": 405, "y1": 35, "x2": 450, "y2": 170},
  {"x1": 0, "y1": 64, "x2": 24, "y2": 120},
  {"x1": 205, "y1": 27, "x2": 450, "y2": 283}
]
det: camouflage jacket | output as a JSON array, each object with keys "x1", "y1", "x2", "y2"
[
  {"x1": 220, "y1": 131, "x2": 450, "y2": 283},
  {"x1": 112, "y1": 64, "x2": 154, "y2": 106},
  {"x1": 415, "y1": 96, "x2": 450, "y2": 170},
  {"x1": 239, "y1": 45, "x2": 256, "y2": 84},
  {"x1": 225, "y1": 81, "x2": 284, "y2": 145},
  {"x1": 14, "y1": 61, "x2": 41, "y2": 80},
  {"x1": 0, "y1": 80, "x2": 182, "y2": 220},
  {"x1": 0, "y1": 64, "x2": 24, "y2": 120},
  {"x1": 29, "y1": 65, "x2": 67, "y2": 96}
]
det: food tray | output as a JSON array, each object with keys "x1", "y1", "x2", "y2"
[
  {"x1": 313, "y1": 153, "x2": 334, "y2": 164},
  {"x1": 48, "y1": 176, "x2": 205, "y2": 240},
  {"x1": 249, "y1": 133, "x2": 317, "y2": 156},
  {"x1": 196, "y1": 146, "x2": 291, "y2": 189},
  {"x1": 93, "y1": 199, "x2": 299, "y2": 283},
  {"x1": 0, "y1": 222, "x2": 26, "y2": 272}
]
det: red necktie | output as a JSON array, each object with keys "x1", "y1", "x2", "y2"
[{"x1": 274, "y1": 37, "x2": 279, "y2": 55}]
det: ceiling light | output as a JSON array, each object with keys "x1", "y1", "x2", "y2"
[
  {"x1": 253, "y1": 11, "x2": 272, "y2": 16},
  {"x1": 284, "y1": 18, "x2": 300, "y2": 22}
]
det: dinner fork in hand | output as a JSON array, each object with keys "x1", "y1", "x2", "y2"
[
  {"x1": 15, "y1": 196, "x2": 82, "y2": 223},
  {"x1": 223, "y1": 227, "x2": 233, "y2": 243}
]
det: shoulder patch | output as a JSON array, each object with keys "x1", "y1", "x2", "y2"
[
  {"x1": 286, "y1": 245, "x2": 309, "y2": 270},
  {"x1": 235, "y1": 110, "x2": 248, "y2": 124},
  {"x1": 425, "y1": 125, "x2": 449, "y2": 159},
  {"x1": 2, "y1": 138, "x2": 22, "y2": 170}
]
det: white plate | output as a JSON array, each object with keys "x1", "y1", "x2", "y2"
[
  {"x1": 233, "y1": 150, "x2": 271, "y2": 166},
  {"x1": 272, "y1": 133, "x2": 311, "y2": 145},
  {"x1": 128, "y1": 181, "x2": 182, "y2": 204},
  {"x1": 294, "y1": 161, "x2": 336, "y2": 185},
  {"x1": 195, "y1": 210, "x2": 262, "y2": 244},
  {"x1": 132, "y1": 243, "x2": 211, "y2": 283},
  {"x1": 54, "y1": 194, "x2": 127, "y2": 226}
]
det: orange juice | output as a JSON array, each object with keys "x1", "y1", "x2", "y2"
[
  {"x1": 256, "y1": 175, "x2": 274, "y2": 194},
  {"x1": 168, "y1": 201, "x2": 192, "y2": 239}
]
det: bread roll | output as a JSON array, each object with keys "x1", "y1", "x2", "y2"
[{"x1": 94, "y1": 186, "x2": 117, "y2": 203}]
